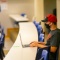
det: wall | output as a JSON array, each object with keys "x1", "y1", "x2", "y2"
[
  {"x1": 44, "y1": 0, "x2": 56, "y2": 16},
  {"x1": 0, "y1": 0, "x2": 34, "y2": 35},
  {"x1": 34, "y1": 0, "x2": 45, "y2": 32},
  {"x1": 57, "y1": 0, "x2": 60, "y2": 29},
  {"x1": 34, "y1": 0, "x2": 44, "y2": 22},
  {"x1": 8, "y1": 0, "x2": 34, "y2": 20},
  {"x1": 57, "y1": 1, "x2": 60, "y2": 59},
  {"x1": 0, "y1": 10, "x2": 13, "y2": 35}
]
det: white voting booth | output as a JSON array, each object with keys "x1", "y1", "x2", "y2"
[{"x1": 4, "y1": 15, "x2": 38, "y2": 60}]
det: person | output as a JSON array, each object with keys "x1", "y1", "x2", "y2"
[
  {"x1": 1, "y1": 28, "x2": 5, "y2": 58},
  {"x1": 30, "y1": 14, "x2": 60, "y2": 60},
  {"x1": 42, "y1": 18, "x2": 50, "y2": 33},
  {"x1": 43, "y1": 8, "x2": 57, "y2": 34},
  {"x1": 0, "y1": 27, "x2": 3, "y2": 60},
  {"x1": 0, "y1": 24, "x2": 5, "y2": 60}
]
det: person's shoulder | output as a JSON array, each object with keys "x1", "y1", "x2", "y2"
[
  {"x1": 49, "y1": 28, "x2": 60, "y2": 35},
  {"x1": 56, "y1": 28, "x2": 60, "y2": 32},
  {"x1": 57, "y1": 28, "x2": 60, "y2": 30},
  {"x1": 55, "y1": 28, "x2": 60, "y2": 36}
]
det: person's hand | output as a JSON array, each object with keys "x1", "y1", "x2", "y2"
[{"x1": 30, "y1": 41, "x2": 38, "y2": 47}]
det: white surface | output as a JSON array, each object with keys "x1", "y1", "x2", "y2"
[
  {"x1": 9, "y1": 14, "x2": 29, "y2": 22},
  {"x1": 4, "y1": 22, "x2": 38, "y2": 60},
  {"x1": 19, "y1": 22, "x2": 38, "y2": 45}
]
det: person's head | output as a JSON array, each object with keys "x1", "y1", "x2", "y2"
[{"x1": 42, "y1": 14, "x2": 57, "y2": 28}]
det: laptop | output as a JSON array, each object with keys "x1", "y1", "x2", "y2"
[{"x1": 19, "y1": 34, "x2": 30, "y2": 48}]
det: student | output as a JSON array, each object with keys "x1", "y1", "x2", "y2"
[
  {"x1": 42, "y1": 19, "x2": 50, "y2": 33},
  {"x1": 0, "y1": 28, "x2": 3, "y2": 60},
  {"x1": 30, "y1": 14, "x2": 60, "y2": 60},
  {"x1": 0, "y1": 24, "x2": 5, "y2": 60},
  {"x1": 43, "y1": 8, "x2": 57, "y2": 34}
]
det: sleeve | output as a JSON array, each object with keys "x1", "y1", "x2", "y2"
[{"x1": 50, "y1": 32, "x2": 60, "y2": 47}]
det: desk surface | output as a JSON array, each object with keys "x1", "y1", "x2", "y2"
[
  {"x1": 9, "y1": 14, "x2": 29, "y2": 22},
  {"x1": 4, "y1": 22, "x2": 38, "y2": 60},
  {"x1": 19, "y1": 22, "x2": 38, "y2": 45}
]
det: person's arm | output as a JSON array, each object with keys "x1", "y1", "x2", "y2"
[
  {"x1": 37, "y1": 43, "x2": 47, "y2": 48},
  {"x1": 30, "y1": 41, "x2": 46, "y2": 45},
  {"x1": 38, "y1": 42, "x2": 46, "y2": 45},
  {"x1": 50, "y1": 32, "x2": 60, "y2": 53},
  {"x1": 50, "y1": 46, "x2": 57, "y2": 53},
  {"x1": 30, "y1": 41, "x2": 47, "y2": 48}
]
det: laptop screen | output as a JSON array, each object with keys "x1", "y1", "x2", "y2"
[{"x1": 19, "y1": 34, "x2": 30, "y2": 48}]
